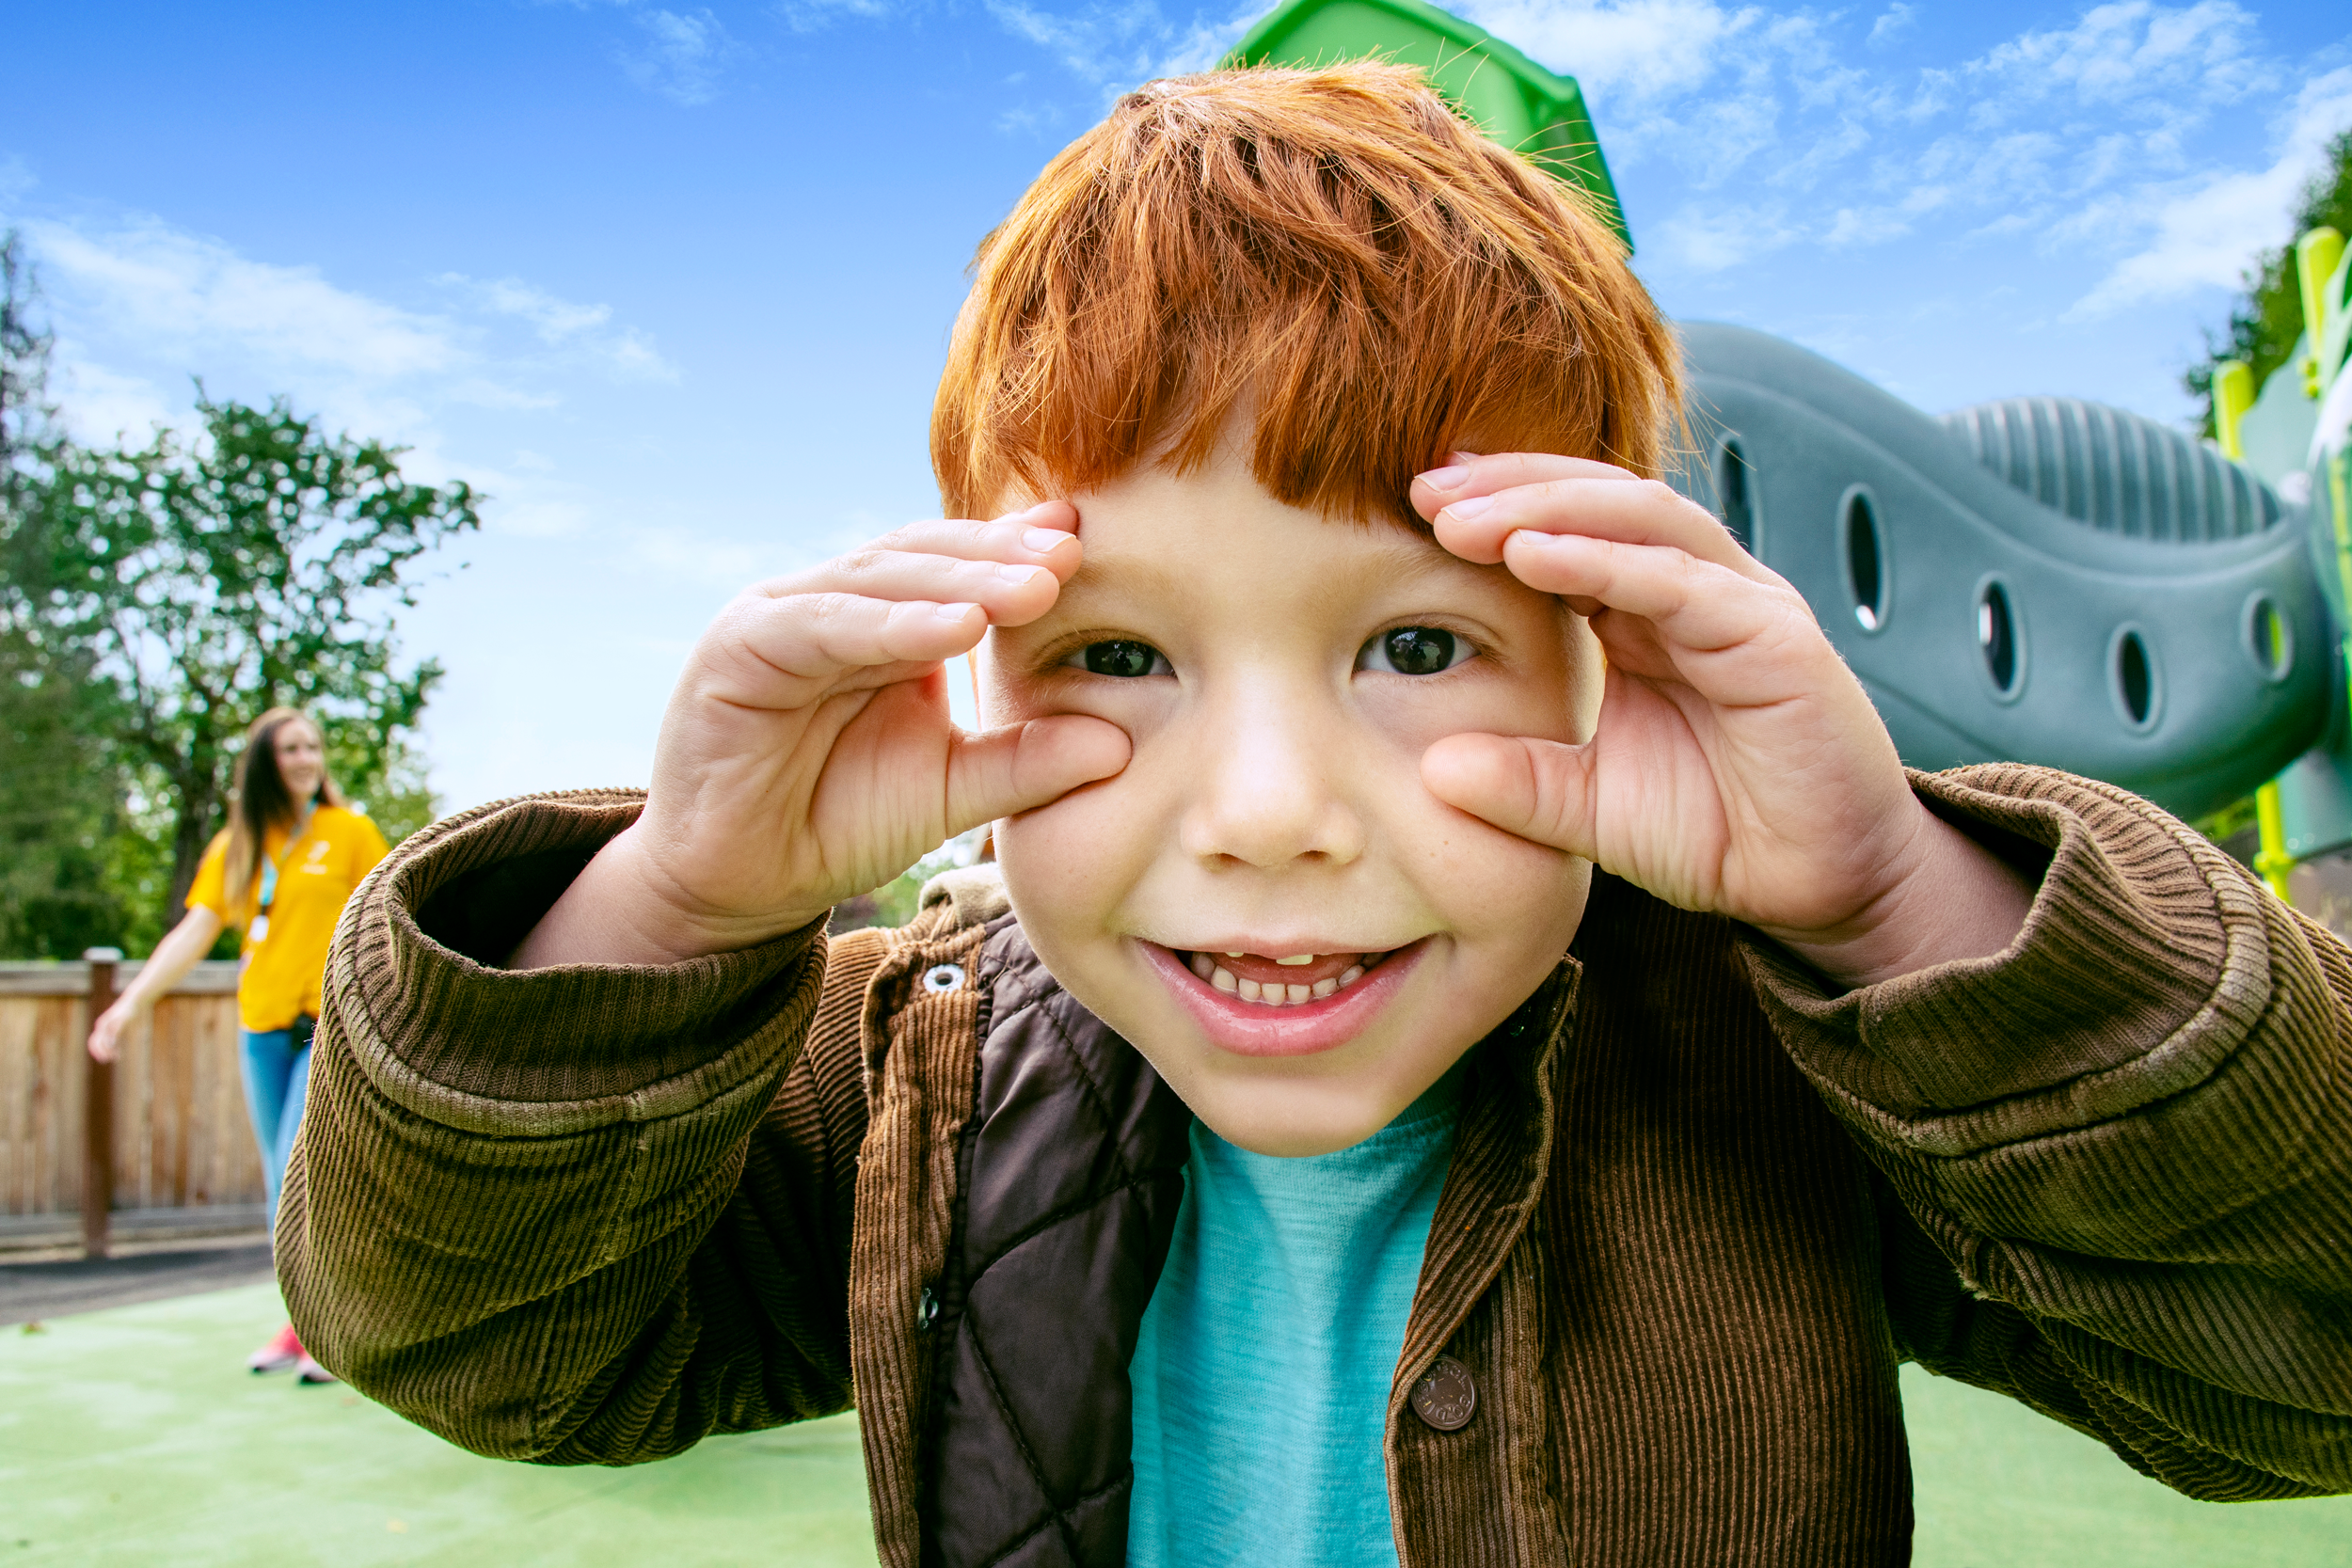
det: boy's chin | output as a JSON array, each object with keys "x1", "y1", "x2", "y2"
[{"x1": 1174, "y1": 1070, "x2": 1447, "y2": 1158}]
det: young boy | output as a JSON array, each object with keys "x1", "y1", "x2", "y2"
[{"x1": 282, "y1": 64, "x2": 2351, "y2": 1566}]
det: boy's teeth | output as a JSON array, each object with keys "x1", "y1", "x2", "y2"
[
  {"x1": 1198, "y1": 956, "x2": 1379, "y2": 1006},
  {"x1": 1275, "y1": 954, "x2": 1314, "y2": 966}
]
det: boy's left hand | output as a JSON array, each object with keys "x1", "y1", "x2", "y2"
[{"x1": 1410, "y1": 452, "x2": 2034, "y2": 990}]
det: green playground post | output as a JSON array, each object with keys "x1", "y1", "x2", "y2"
[
  {"x1": 2223, "y1": 359, "x2": 2299, "y2": 900},
  {"x1": 2298, "y1": 227, "x2": 2344, "y2": 398},
  {"x1": 2305, "y1": 227, "x2": 2352, "y2": 903}
]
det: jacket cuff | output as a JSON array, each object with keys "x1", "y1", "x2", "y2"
[
  {"x1": 1745, "y1": 764, "x2": 2274, "y2": 1157},
  {"x1": 326, "y1": 789, "x2": 826, "y2": 1139}
]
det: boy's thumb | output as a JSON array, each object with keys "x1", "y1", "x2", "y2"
[
  {"x1": 946, "y1": 715, "x2": 1132, "y2": 832},
  {"x1": 1422, "y1": 732, "x2": 1595, "y2": 858}
]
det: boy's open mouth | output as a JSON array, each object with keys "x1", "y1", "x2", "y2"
[
  {"x1": 1137, "y1": 938, "x2": 1427, "y2": 1056},
  {"x1": 1176, "y1": 947, "x2": 1390, "y2": 1006}
]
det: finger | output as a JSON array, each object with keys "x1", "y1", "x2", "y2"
[
  {"x1": 1422, "y1": 732, "x2": 1596, "y2": 859},
  {"x1": 860, "y1": 503, "x2": 1083, "y2": 580},
  {"x1": 1411, "y1": 451, "x2": 1632, "y2": 518},
  {"x1": 945, "y1": 714, "x2": 1133, "y2": 830},
  {"x1": 1414, "y1": 454, "x2": 1765, "y2": 579},
  {"x1": 781, "y1": 551, "x2": 1066, "y2": 626},
  {"x1": 1498, "y1": 531, "x2": 1814, "y2": 670},
  {"x1": 715, "y1": 593, "x2": 993, "y2": 690}
]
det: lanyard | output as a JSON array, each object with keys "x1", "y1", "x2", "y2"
[{"x1": 250, "y1": 802, "x2": 316, "y2": 943}]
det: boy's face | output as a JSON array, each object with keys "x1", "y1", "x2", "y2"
[{"x1": 977, "y1": 450, "x2": 1599, "y2": 1156}]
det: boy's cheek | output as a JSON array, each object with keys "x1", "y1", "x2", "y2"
[{"x1": 994, "y1": 766, "x2": 1164, "y2": 935}]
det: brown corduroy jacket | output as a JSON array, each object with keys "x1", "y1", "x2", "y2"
[{"x1": 280, "y1": 764, "x2": 2352, "y2": 1567}]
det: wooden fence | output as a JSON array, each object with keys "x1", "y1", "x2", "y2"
[{"x1": 0, "y1": 958, "x2": 263, "y2": 1251}]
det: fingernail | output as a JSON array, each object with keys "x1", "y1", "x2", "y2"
[
  {"x1": 1443, "y1": 495, "x2": 1494, "y2": 521},
  {"x1": 996, "y1": 563, "x2": 1044, "y2": 584},
  {"x1": 1418, "y1": 464, "x2": 1470, "y2": 490},
  {"x1": 1023, "y1": 527, "x2": 1069, "y2": 552},
  {"x1": 937, "y1": 602, "x2": 976, "y2": 621}
]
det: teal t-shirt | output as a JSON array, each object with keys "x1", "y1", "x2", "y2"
[{"x1": 1127, "y1": 1070, "x2": 1463, "y2": 1568}]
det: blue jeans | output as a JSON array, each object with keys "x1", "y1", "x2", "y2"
[{"x1": 238, "y1": 1023, "x2": 312, "y2": 1225}]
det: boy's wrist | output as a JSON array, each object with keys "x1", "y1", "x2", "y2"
[
  {"x1": 1759, "y1": 806, "x2": 2036, "y2": 990},
  {"x1": 509, "y1": 825, "x2": 824, "y2": 970}
]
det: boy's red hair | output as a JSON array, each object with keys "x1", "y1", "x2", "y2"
[{"x1": 931, "y1": 61, "x2": 1681, "y2": 526}]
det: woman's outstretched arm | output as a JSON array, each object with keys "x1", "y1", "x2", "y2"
[{"x1": 87, "y1": 904, "x2": 226, "y2": 1063}]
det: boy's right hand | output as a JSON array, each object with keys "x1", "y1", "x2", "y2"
[{"x1": 511, "y1": 501, "x2": 1130, "y2": 968}]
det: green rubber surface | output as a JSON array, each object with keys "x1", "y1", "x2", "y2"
[
  {"x1": 3, "y1": 1281, "x2": 2345, "y2": 1565},
  {"x1": 1, "y1": 1283, "x2": 877, "y2": 1566}
]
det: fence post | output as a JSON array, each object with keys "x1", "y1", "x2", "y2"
[{"x1": 82, "y1": 946, "x2": 122, "y2": 1260}]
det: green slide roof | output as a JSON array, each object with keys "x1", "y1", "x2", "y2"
[{"x1": 1223, "y1": 0, "x2": 1630, "y2": 250}]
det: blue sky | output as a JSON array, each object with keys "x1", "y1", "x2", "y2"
[{"x1": 5, "y1": 0, "x2": 2350, "y2": 813}]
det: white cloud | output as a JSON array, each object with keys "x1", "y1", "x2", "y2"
[
  {"x1": 45, "y1": 357, "x2": 175, "y2": 446},
  {"x1": 1419, "y1": 0, "x2": 2341, "y2": 310},
  {"x1": 7, "y1": 208, "x2": 681, "y2": 512},
  {"x1": 775, "y1": 0, "x2": 892, "y2": 33},
  {"x1": 437, "y1": 273, "x2": 681, "y2": 380},
  {"x1": 2070, "y1": 65, "x2": 2352, "y2": 316},
  {"x1": 1968, "y1": 1, "x2": 2265, "y2": 117},
  {"x1": 973, "y1": 0, "x2": 1259, "y2": 87},
  {"x1": 621, "y1": 8, "x2": 737, "y2": 104},
  {"x1": 985, "y1": 0, "x2": 1171, "y2": 85},
  {"x1": 1154, "y1": 1, "x2": 1261, "y2": 77},
  {"x1": 1867, "y1": 5, "x2": 1915, "y2": 52},
  {"x1": 997, "y1": 103, "x2": 1061, "y2": 135},
  {"x1": 473, "y1": 277, "x2": 612, "y2": 341},
  {"x1": 27, "y1": 216, "x2": 460, "y2": 381},
  {"x1": 1454, "y1": 0, "x2": 1745, "y2": 103},
  {"x1": 1656, "y1": 202, "x2": 1803, "y2": 272}
]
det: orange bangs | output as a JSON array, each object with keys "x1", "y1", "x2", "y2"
[{"x1": 931, "y1": 61, "x2": 1682, "y2": 527}]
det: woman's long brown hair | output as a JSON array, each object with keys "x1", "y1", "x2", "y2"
[{"x1": 222, "y1": 707, "x2": 343, "y2": 913}]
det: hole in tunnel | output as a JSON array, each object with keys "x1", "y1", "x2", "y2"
[
  {"x1": 1844, "y1": 489, "x2": 1883, "y2": 632},
  {"x1": 1978, "y1": 580, "x2": 2017, "y2": 695}
]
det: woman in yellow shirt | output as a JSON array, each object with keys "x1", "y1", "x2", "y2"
[{"x1": 88, "y1": 707, "x2": 389, "y2": 1380}]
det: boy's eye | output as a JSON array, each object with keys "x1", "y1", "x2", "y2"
[
  {"x1": 1069, "y1": 640, "x2": 1171, "y2": 677},
  {"x1": 1357, "y1": 626, "x2": 1470, "y2": 675}
]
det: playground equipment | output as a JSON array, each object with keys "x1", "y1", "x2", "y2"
[
  {"x1": 1666, "y1": 326, "x2": 2327, "y2": 823},
  {"x1": 1232, "y1": 0, "x2": 2352, "y2": 883}
]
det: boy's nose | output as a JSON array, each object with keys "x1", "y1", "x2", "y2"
[{"x1": 1175, "y1": 700, "x2": 1366, "y2": 870}]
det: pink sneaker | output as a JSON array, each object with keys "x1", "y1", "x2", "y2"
[
  {"x1": 294, "y1": 1353, "x2": 339, "y2": 1386},
  {"x1": 246, "y1": 1323, "x2": 303, "y2": 1374}
]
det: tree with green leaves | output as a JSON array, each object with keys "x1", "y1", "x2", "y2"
[
  {"x1": 0, "y1": 230, "x2": 139, "y2": 957},
  {"x1": 2186, "y1": 128, "x2": 2352, "y2": 435},
  {"x1": 13, "y1": 395, "x2": 481, "y2": 931}
]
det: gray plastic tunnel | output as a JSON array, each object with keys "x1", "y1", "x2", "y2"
[{"x1": 1664, "y1": 323, "x2": 2327, "y2": 821}]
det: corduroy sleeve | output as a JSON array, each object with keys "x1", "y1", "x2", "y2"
[
  {"x1": 277, "y1": 789, "x2": 883, "y2": 1465},
  {"x1": 1744, "y1": 763, "x2": 2352, "y2": 1501}
]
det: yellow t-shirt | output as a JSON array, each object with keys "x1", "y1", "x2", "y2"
[{"x1": 186, "y1": 805, "x2": 390, "y2": 1032}]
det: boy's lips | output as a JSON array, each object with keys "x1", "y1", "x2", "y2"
[{"x1": 1136, "y1": 937, "x2": 1427, "y2": 1057}]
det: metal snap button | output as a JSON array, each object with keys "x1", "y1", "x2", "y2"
[
  {"x1": 1409, "y1": 1354, "x2": 1477, "y2": 1432},
  {"x1": 916, "y1": 1286, "x2": 940, "y2": 1333},
  {"x1": 921, "y1": 963, "x2": 965, "y2": 993}
]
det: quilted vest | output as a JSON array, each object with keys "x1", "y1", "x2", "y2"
[{"x1": 850, "y1": 877, "x2": 1912, "y2": 1568}]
